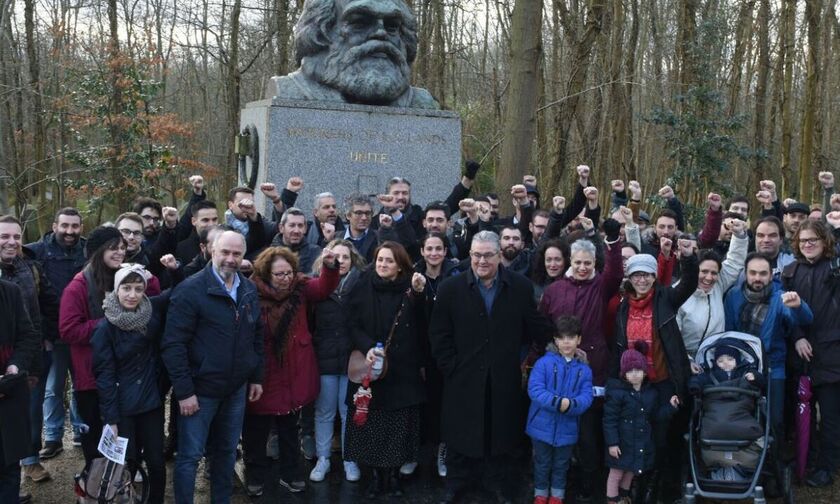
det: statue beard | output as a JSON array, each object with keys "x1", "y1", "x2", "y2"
[{"x1": 304, "y1": 39, "x2": 411, "y2": 105}]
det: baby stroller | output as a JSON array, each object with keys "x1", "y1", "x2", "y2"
[{"x1": 683, "y1": 331, "x2": 793, "y2": 504}]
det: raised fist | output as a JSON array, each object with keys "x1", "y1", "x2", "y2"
[
  {"x1": 831, "y1": 194, "x2": 840, "y2": 211},
  {"x1": 522, "y1": 174, "x2": 537, "y2": 186},
  {"x1": 619, "y1": 206, "x2": 633, "y2": 224},
  {"x1": 756, "y1": 190, "x2": 773, "y2": 205},
  {"x1": 188, "y1": 175, "x2": 204, "y2": 195},
  {"x1": 729, "y1": 219, "x2": 746, "y2": 236},
  {"x1": 411, "y1": 272, "x2": 427, "y2": 293},
  {"x1": 781, "y1": 291, "x2": 801, "y2": 308},
  {"x1": 628, "y1": 180, "x2": 642, "y2": 200},
  {"x1": 286, "y1": 177, "x2": 304, "y2": 193},
  {"x1": 260, "y1": 183, "x2": 279, "y2": 200},
  {"x1": 658, "y1": 185, "x2": 675, "y2": 200},
  {"x1": 321, "y1": 247, "x2": 336, "y2": 265},
  {"x1": 660, "y1": 237, "x2": 673, "y2": 257},
  {"x1": 552, "y1": 196, "x2": 566, "y2": 212},
  {"x1": 377, "y1": 194, "x2": 396, "y2": 208},
  {"x1": 379, "y1": 213, "x2": 393, "y2": 228},
  {"x1": 783, "y1": 198, "x2": 797, "y2": 209},
  {"x1": 321, "y1": 222, "x2": 336, "y2": 242},
  {"x1": 162, "y1": 206, "x2": 178, "y2": 229},
  {"x1": 584, "y1": 186, "x2": 599, "y2": 202},
  {"x1": 510, "y1": 184, "x2": 528, "y2": 203},
  {"x1": 576, "y1": 165, "x2": 591, "y2": 181},
  {"x1": 707, "y1": 192, "x2": 722, "y2": 211},
  {"x1": 160, "y1": 254, "x2": 178, "y2": 270},
  {"x1": 579, "y1": 216, "x2": 594, "y2": 231},
  {"x1": 819, "y1": 171, "x2": 835, "y2": 190},
  {"x1": 759, "y1": 180, "x2": 776, "y2": 194},
  {"x1": 826, "y1": 211, "x2": 840, "y2": 229},
  {"x1": 459, "y1": 198, "x2": 477, "y2": 215}
]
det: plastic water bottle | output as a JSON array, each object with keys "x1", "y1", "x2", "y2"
[{"x1": 371, "y1": 342, "x2": 385, "y2": 379}]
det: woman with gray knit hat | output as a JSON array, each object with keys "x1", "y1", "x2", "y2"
[
  {"x1": 612, "y1": 247, "x2": 698, "y2": 504},
  {"x1": 91, "y1": 264, "x2": 170, "y2": 503},
  {"x1": 59, "y1": 226, "x2": 161, "y2": 470}
]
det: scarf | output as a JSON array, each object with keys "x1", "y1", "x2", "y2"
[
  {"x1": 102, "y1": 291, "x2": 152, "y2": 332},
  {"x1": 627, "y1": 290, "x2": 657, "y2": 380},
  {"x1": 739, "y1": 283, "x2": 772, "y2": 337},
  {"x1": 253, "y1": 274, "x2": 308, "y2": 362},
  {"x1": 225, "y1": 209, "x2": 250, "y2": 236}
]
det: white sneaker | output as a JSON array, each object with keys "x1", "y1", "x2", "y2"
[
  {"x1": 437, "y1": 443, "x2": 448, "y2": 477},
  {"x1": 309, "y1": 456, "x2": 330, "y2": 482},
  {"x1": 399, "y1": 461, "x2": 418, "y2": 476},
  {"x1": 344, "y1": 461, "x2": 361, "y2": 482}
]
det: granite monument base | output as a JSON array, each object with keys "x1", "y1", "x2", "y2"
[{"x1": 239, "y1": 99, "x2": 462, "y2": 216}]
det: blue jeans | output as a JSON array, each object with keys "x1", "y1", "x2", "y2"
[
  {"x1": 43, "y1": 343, "x2": 81, "y2": 442},
  {"x1": 174, "y1": 385, "x2": 246, "y2": 504},
  {"x1": 314, "y1": 374, "x2": 349, "y2": 458},
  {"x1": 21, "y1": 350, "x2": 51, "y2": 466},
  {"x1": 532, "y1": 439, "x2": 572, "y2": 498}
]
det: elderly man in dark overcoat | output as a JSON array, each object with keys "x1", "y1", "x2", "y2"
[{"x1": 430, "y1": 230, "x2": 553, "y2": 504}]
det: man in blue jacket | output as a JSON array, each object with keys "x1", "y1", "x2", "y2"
[
  {"x1": 724, "y1": 252, "x2": 813, "y2": 432},
  {"x1": 162, "y1": 230, "x2": 264, "y2": 504}
]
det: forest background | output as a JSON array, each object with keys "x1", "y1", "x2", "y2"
[{"x1": 0, "y1": 0, "x2": 833, "y2": 237}]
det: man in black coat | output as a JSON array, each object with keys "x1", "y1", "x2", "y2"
[
  {"x1": 430, "y1": 230, "x2": 553, "y2": 504},
  {"x1": 0, "y1": 279, "x2": 39, "y2": 503}
]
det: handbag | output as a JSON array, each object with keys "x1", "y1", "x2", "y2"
[
  {"x1": 347, "y1": 293, "x2": 408, "y2": 384},
  {"x1": 74, "y1": 457, "x2": 148, "y2": 503}
]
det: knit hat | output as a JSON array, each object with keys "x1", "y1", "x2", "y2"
[
  {"x1": 525, "y1": 184, "x2": 540, "y2": 198},
  {"x1": 85, "y1": 226, "x2": 123, "y2": 258},
  {"x1": 626, "y1": 254, "x2": 657, "y2": 277},
  {"x1": 620, "y1": 349, "x2": 648, "y2": 376},
  {"x1": 714, "y1": 344, "x2": 741, "y2": 365},
  {"x1": 114, "y1": 263, "x2": 150, "y2": 291},
  {"x1": 637, "y1": 210, "x2": 651, "y2": 224}
]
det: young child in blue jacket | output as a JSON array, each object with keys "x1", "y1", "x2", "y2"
[{"x1": 526, "y1": 315, "x2": 593, "y2": 504}]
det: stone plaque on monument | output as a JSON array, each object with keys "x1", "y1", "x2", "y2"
[{"x1": 239, "y1": 0, "x2": 462, "y2": 215}]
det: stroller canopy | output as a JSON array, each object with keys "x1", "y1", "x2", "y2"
[{"x1": 695, "y1": 332, "x2": 764, "y2": 373}]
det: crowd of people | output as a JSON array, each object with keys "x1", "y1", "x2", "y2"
[{"x1": 1, "y1": 162, "x2": 839, "y2": 504}]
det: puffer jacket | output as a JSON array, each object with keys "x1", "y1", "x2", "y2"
[
  {"x1": 247, "y1": 264, "x2": 339, "y2": 415},
  {"x1": 91, "y1": 293, "x2": 170, "y2": 425},
  {"x1": 24, "y1": 232, "x2": 87, "y2": 293},
  {"x1": 525, "y1": 344, "x2": 593, "y2": 447},
  {"x1": 782, "y1": 257, "x2": 840, "y2": 385},
  {"x1": 603, "y1": 378, "x2": 677, "y2": 473},
  {"x1": 312, "y1": 268, "x2": 360, "y2": 376}
]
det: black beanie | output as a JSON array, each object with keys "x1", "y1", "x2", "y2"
[{"x1": 85, "y1": 226, "x2": 123, "y2": 258}]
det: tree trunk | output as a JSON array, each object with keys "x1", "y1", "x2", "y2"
[
  {"x1": 751, "y1": 0, "x2": 770, "y2": 192},
  {"x1": 496, "y1": 0, "x2": 543, "y2": 215},
  {"x1": 779, "y1": 0, "x2": 795, "y2": 196},
  {"x1": 798, "y1": 0, "x2": 820, "y2": 202},
  {"x1": 224, "y1": 0, "x2": 242, "y2": 190},
  {"x1": 24, "y1": 0, "x2": 47, "y2": 232}
]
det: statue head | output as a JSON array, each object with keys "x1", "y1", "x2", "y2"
[{"x1": 293, "y1": 0, "x2": 418, "y2": 105}]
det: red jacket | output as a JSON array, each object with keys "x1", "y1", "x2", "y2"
[
  {"x1": 247, "y1": 265, "x2": 339, "y2": 416},
  {"x1": 539, "y1": 242, "x2": 623, "y2": 386},
  {"x1": 59, "y1": 270, "x2": 161, "y2": 391}
]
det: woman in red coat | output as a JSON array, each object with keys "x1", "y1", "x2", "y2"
[
  {"x1": 59, "y1": 226, "x2": 161, "y2": 468},
  {"x1": 242, "y1": 246, "x2": 339, "y2": 497}
]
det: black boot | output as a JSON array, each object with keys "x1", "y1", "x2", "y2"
[
  {"x1": 388, "y1": 468, "x2": 404, "y2": 497},
  {"x1": 366, "y1": 468, "x2": 385, "y2": 499}
]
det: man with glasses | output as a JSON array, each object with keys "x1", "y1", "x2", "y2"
[
  {"x1": 116, "y1": 211, "x2": 180, "y2": 287},
  {"x1": 343, "y1": 194, "x2": 378, "y2": 262},
  {"x1": 430, "y1": 231, "x2": 553, "y2": 504},
  {"x1": 133, "y1": 197, "x2": 164, "y2": 245}
]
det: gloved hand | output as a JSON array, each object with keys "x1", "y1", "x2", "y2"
[
  {"x1": 602, "y1": 218, "x2": 621, "y2": 242},
  {"x1": 465, "y1": 160, "x2": 480, "y2": 180}
]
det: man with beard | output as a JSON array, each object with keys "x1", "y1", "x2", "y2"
[
  {"x1": 268, "y1": 0, "x2": 438, "y2": 108},
  {"x1": 305, "y1": 192, "x2": 345, "y2": 247},
  {"x1": 225, "y1": 187, "x2": 278, "y2": 258},
  {"x1": 724, "y1": 252, "x2": 813, "y2": 432},
  {"x1": 24, "y1": 208, "x2": 86, "y2": 461},
  {"x1": 750, "y1": 216, "x2": 795, "y2": 281},
  {"x1": 176, "y1": 200, "x2": 220, "y2": 265},
  {"x1": 270, "y1": 207, "x2": 322, "y2": 274},
  {"x1": 162, "y1": 230, "x2": 264, "y2": 504},
  {"x1": 133, "y1": 197, "x2": 163, "y2": 246},
  {"x1": 499, "y1": 226, "x2": 532, "y2": 277},
  {"x1": 0, "y1": 215, "x2": 59, "y2": 497}
]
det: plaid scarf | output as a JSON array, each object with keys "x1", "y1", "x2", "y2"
[{"x1": 739, "y1": 283, "x2": 771, "y2": 337}]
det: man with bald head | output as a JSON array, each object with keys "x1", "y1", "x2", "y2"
[
  {"x1": 267, "y1": 0, "x2": 438, "y2": 108},
  {"x1": 162, "y1": 230, "x2": 264, "y2": 503}
]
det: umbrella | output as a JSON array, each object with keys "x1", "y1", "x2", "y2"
[
  {"x1": 795, "y1": 372, "x2": 813, "y2": 481},
  {"x1": 352, "y1": 376, "x2": 373, "y2": 427}
]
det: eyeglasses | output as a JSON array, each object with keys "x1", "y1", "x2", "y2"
[
  {"x1": 470, "y1": 251, "x2": 498, "y2": 262},
  {"x1": 629, "y1": 272, "x2": 654, "y2": 281},
  {"x1": 118, "y1": 229, "x2": 143, "y2": 238},
  {"x1": 271, "y1": 271, "x2": 294, "y2": 278},
  {"x1": 140, "y1": 215, "x2": 161, "y2": 223},
  {"x1": 799, "y1": 237, "x2": 822, "y2": 246},
  {"x1": 351, "y1": 210, "x2": 372, "y2": 217}
]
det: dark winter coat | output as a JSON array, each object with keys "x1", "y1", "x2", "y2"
[
  {"x1": 688, "y1": 370, "x2": 764, "y2": 442},
  {"x1": 160, "y1": 263, "x2": 264, "y2": 400},
  {"x1": 0, "y1": 256, "x2": 59, "y2": 352},
  {"x1": 0, "y1": 280, "x2": 40, "y2": 466},
  {"x1": 603, "y1": 378, "x2": 677, "y2": 473},
  {"x1": 345, "y1": 270, "x2": 427, "y2": 411},
  {"x1": 247, "y1": 265, "x2": 339, "y2": 415},
  {"x1": 613, "y1": 255, "x2": 699, "y2": 399},
  {"x1": 526, "y1": 344, "x2": 593, "y2": 447},
  {"x1": 269, "y1": 234, "x2": 322, "y2": 274},
  {"x1": 429, "y1": 266, "x2": 554, "y2": 458},
  {"x1": 539, "y1": 241, "x2": 623, "y2": 386},
  {"x1": 24, "y1": 232, "x2": 87, "y2": 293},
  {"x1": 91, "y1": 293, "x2": 170, "y2": 425},
  {"x1": 59, "y1": 268, "x2": 161, "y2": 391},
  {"x1": 312, "y1": 268, "x2": 361, "y2": 376},
  {"x1": 782, "y1": 258, "x2": 840, "y2": 385}
]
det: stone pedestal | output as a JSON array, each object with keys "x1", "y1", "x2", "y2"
[{"x1": 239, "y1": 98, "x2": 462, "y2": 216}]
